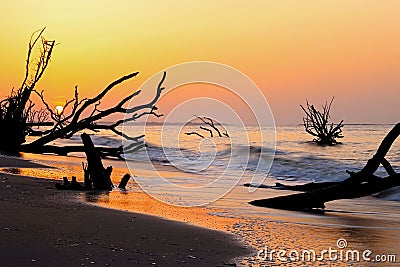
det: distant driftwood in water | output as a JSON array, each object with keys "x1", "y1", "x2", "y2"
[
  {"x1": 185, "y1": 115, "x2": 229, "y2": 138},
  {"x1": 301, "y1": 98, "x2": 344, "y2": 146},
  {"x1": 249, "y1": 123, "x2": 400, "y2": 211}
]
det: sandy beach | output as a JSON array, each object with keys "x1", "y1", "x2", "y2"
[{"x1": 0, "y1": 157, "x2": 251, "y2": 266}]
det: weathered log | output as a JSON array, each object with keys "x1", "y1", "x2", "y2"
[
  {"x1": 250, "y1": 123, "x2": 400, "y2": 211},
  {"x1": 244, "y1": 181, "x2": 340, "y2": 191},
  {"x1": 20, "y1": 143, "x2": 131, "y2": 158},
  {"x1": 81, "y1": 133, "x2": 113, "y2": 190},
  {"x1": 118, "y1": 174, "x2": 131, "y2": 189}
]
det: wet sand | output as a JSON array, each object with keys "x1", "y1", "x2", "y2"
[{"x1": 0, "y1": 157, "x2": 251, "y2": 266}]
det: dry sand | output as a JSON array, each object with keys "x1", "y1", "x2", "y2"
[{"x1": 0, "y1": 157, "x2": 251, "y2": 266}]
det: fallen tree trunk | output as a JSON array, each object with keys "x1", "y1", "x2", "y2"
[
  {"x1": 244, "y1": 181, "x2": 340, "y2": 191},
  {"x1": 20, "y1": 142, "x2": 144, "y2": 159},
  {"x1": 250, "y1": 123, "x2": 400, "y2": 211},
  {"x1": 21, "y1": 144, "x2": 116, "y2": 156}
]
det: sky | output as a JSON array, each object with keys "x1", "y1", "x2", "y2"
[{"x1": 0, "y1": 0, "x2": 399, "y2": 125}]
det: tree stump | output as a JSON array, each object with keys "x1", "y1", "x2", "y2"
[{"x1": 81, "y1": 133, "x2": 113, "y2": 190}]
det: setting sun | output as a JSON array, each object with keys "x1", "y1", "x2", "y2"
[{"x1": 55, "y1": 105, "x2": 63, "y2": 115}]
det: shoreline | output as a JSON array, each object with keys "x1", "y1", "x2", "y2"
[{"x1": 0, "y1": 158, "x2": 252, "y2": 266}]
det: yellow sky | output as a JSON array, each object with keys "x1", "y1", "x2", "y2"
[{"x1": 0, "y1": 0, "x2": 399, "y2": 124}]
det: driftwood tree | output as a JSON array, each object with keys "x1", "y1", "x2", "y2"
[
  {"x1": 301, "y1": 98, "x2": 343, "y2": 146},
  {"x1": 24, "y1": 71, "x2": 165, "y2": 158},
  {"x1": 0, "y1": 28, "x2": 166, "y2": 160},
  {"x1": 1, "y1": 29, "x2": 167, "y2": 190},
  {"x1": 249, "y1": 123, "x2": 400, "y2": 211}
]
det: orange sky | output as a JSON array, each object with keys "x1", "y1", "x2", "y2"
[{"x1": 0, "y1": 0, "x2": 399, "y2": 125}]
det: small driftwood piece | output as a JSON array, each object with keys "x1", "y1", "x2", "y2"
[
  {"x1": 118, "y1": 174, "x2": 131, "y2": 189},
  {"x1": 250, "y1": 123, "x2": 400, "y2": 211},
  {"x1": 55, "y1": 176, "x2": 83, "y2": 190}
]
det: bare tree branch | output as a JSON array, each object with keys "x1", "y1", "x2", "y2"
[
  {"x1": 200, "y1": 126, "x2": 213, "y2": 137},
  {"x1": 22, "y1": 71, "x2": 167, "y2": 155},
  {"x1": 194, "y1": 115, "x2": 223, "y2": 137},
  {"x1": 185, "y1": 115, "x2": 230, "y2": 139}
]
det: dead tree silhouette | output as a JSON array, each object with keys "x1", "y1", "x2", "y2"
[
  {"x1": 301, "y1": 98, "x2": 343, "y2": 146},
  {"x1": 0, "y1": 28, "x2": 166, "y2": 160}
]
